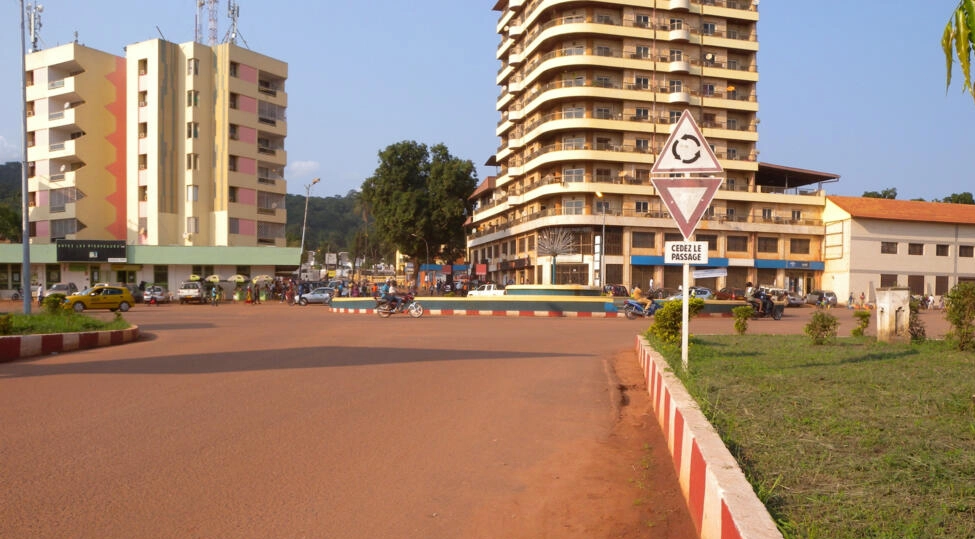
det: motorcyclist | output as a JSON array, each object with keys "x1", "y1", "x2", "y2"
[
  {"x1": 381, "y1": 279, "x2": 401, "y2": 311},
  {"x1": 630, "y1": 284, "x2": 654, "y2": 310},
  {"x1": 745, "y1": 281, "x2": 763, "y2": 313}
]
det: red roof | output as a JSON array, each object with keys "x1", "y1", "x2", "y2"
[
  {"x1": 469, "y1": 176, "x2": 496, "y2": 200},
  {"x1": 828, "y1": 195, "x2": 975, "y2": 225}
]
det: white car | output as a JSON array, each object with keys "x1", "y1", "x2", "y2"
[{"x1": 298, "y1": 287, "x2": 333, "y2": 306}]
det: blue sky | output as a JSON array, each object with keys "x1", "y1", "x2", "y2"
[{"x1": 0, "y1": 0, "x2": 971, "y2": 201}]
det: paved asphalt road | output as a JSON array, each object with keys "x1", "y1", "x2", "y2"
[
  {"x1": 0, "y1": 303, "x2": 685, "y2": 539},
  {"x1": 0, "y1": 302, "x2": 952, "y2": 538}
]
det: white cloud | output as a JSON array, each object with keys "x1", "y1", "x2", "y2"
[{"x1": 286, "y1": 160, "x2": 320, "y2": 180}]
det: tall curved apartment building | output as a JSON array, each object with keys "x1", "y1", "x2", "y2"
[{"x1": 471, "y1": 0, "x2": 832, "y2": 294}]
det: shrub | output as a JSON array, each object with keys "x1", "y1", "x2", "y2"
[
  {"x1": 0, "y1": 313, "x2": 12, "y2": 335},
  {"x1": 944, "y1": 281, "x2": 975, "y2": 351},
  {"x1": 650, "y1": 298, "x2": 705, "y2": 344},
  {"x1": 851, "y1": 310, "x2": 871, "y2": 337},
  {"x1": 42, "y1": 293, "x2": 66, "y2": 315},
  {"x1": 804, "y1": 311, "x2": 838, "y2": 345},
  {"x1": 732, "y1": 305, "x2": 754, "y2": 335},
  {"x1": 909, "y1": 298, "x2": 926, "y2": 343}
]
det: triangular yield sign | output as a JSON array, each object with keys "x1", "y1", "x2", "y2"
[
  {"x1": 651, "y1": 177, "x2": 723, "y2": 240},
  {"x1": 651, "y1": 110, "x2": 723, "y2": 174}
]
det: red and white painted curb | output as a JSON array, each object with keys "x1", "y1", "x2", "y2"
[
  {"x1": 636, "y1": 336, "x2": 783, "y2": 539},
  {"x1": 0, "y1": 326, "x2": 140, "y2": 362}
]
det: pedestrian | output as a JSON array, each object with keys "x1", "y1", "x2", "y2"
[
  {"x1": 859, "y1": 291, "x2": 866, "y2": 308},
  {"x1": 848, "y1": 292, "x2": 854, "y2": 309},
  {"x1": 648, "y1": 277, "x2": 654, "y2": 291}
]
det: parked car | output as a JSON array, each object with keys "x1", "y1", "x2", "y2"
[
  {"x1": 62, "y1": 285, "x2": 135, "y2": 313},
  {"x1": 298, "y1": 287, "x2": 333, "y2": 306},
  {"x1": 663, "y1": 286, "x2": 714, "y2": 301},
  {"x1": 805, "y1": 290, "x2": 838, "y2": 306},
  {"x1": 177, "y1": 281, "x2": 206, "y2": 304},
  {"x1": 715, "y1": 287, "x2": 746, "y2": 301},
  {"x1": 785, "y1": 292, "x2": 805, "y2": 307},
  {"x1": 603, "y1": 284, "x2": 629, "y2": 297},
  {"x1": 145, "y1": 285, "x2": 171, "y2": 303},
  {"x1": 47, "y1": 282, "x2": 79, "y2": 296},
  {"x1": 125, "y1": 284, "x2": 145, "y2": 303}
]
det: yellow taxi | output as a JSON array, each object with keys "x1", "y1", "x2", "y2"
[{"x1": 62, "y1": 285, "x2": 136, "y2": 313}]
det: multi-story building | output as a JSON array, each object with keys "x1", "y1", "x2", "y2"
[
  {"x1": 6, "y1": 37, "x2": 294, "y2": 294},
  {"x1": 823, "y1": 196, "x2": 975, "y2": 304},
  {"x1": 473, "y1": 0, "x2": 835, "y2": 295}
]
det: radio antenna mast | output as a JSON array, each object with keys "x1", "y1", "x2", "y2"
[{"x1": 223, "y1": 0, "x2": 249, "y2": 48}]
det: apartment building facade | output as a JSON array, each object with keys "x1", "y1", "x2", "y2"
[
  {"x1": 6, "y1": 38, "x2": 294, "y2": 294},
  {"x1": 474, "y1": 0, "x2": 830, "y2": 295}
]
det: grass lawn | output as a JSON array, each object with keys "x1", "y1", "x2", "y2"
[
  {"x1": 650, "y1": 335, "x2": 975, "y2": 539},
  {"x1": 1, "y1": 311, "x2": 130, "y2": 335}
]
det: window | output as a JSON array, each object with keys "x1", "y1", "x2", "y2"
[
  {"x1": 792, "y1": 210, "x2": 802, "y2": 221},
  {"x1": 594, "y1": 107, "x2": 612, "y2": 119},
  {"x1": 757, "y1": 237, "x2": 778, "y2": 253},
  {"x1": 727, "y1": 118, "x2": 738, "y2": 130},
  {"x1": 697, "y1": 234, "x2": 717, "y2": 250},
  {"x1": 595, "y1": 45, "x2": 612, "y2": 57},
  {"x1": 186, "y1": 122, "x2": 199, "y2": 139},
  {"x1": 635, "y1": 14, "x2": 650, "y2": 27},
  {"x1": 726, "y1": 207, "x2": 736, "y2": 219},
  {"x1": 702, "y1": 22, "x2": 716, "y2": 35},
  {"x1": 138, "y1": 59, "x2": 148, "y2": 75},
  {"x1": 880, "y1": 274, "x2": 898, "y2": 287},
  {"x1": 229, "y1": 186, "x2": 238, "y2": 203},
  {"x1": 727, "y1": 148, "x2": 738, "y2": 160},
  {"x1": 908, "y1": 243, "x2": 924, "y2": 255},
  {"x1": 228, "y1": 219, "x2": 240, "y2": 234},
  {"x1": 937, "y1": 244, "x2": 949, "y2": 256},
  {"x1": 563, "y1": 168, "x2": 584, "y2": 182},
  {"x1": 634, "y1": 76, "x2": 649, "y2": 89},
  {"x1": 563, "y1": 200, "x2": 584, "y2": 215},
  {"x1": 961, "y1": 245, "x2": 974, "y2": 257},
  {"x1": 229, "y1": 93, "x2": 238, "y2": 109},
  {"x1": 186, "y1": 90, "x2": 198, "y2": 107},
  {"x1": 790, "y1": 238, "x2": 810, "y2": 255},
  {"x1": 187, "y1": 58, "x2": 199, "y2": 76},
  {"x1": 562, "y1": 136, "x2": 584, "y2": 150},
  {"x1": 186, "y1": 153, "x2": 199, "y2": 170},
  {"x1": 595, "y1": 168, "x2": 612, "y2": 181},
  {"x1": 881, "y1": 241, "x2": 898, "y2": 254},
  {"x1": 634, "y1": 46, "x2": 649, "y2": 58},
  {"x1": 632, "y1": 232, "x2": 654, "y2": 248},
  {"x1": 669, "y1": 49, "x2": 683, "y2": 61},
  {"x1": 51, "y1": 218, "x2": 78, "y2": 239},
  {"x1": 595, "y1": 75, "x2": 612, "y2": 87},
  {"x1": 595, "y1": 199, "x2": 610, "y2": 214},
  {"x1": 635, "y1": 138, "x2": 649, "y2": 152},
  {"x1": 669, "y1": 18, "x2": 683, "y2": 30},
  {"x1": 727, "y1": 235, "x2": 747, "y2": 252},
  {"x1": 761, "y1": 208, "x2": 773, "y2": 221},
  {"x1": 229, "y1": 124, "x2": 239, "y2": 140},
  {"x1": 634, "y1": 107, "x2": 649, "y2": 120},
  {"x1": 668, "y1": 110, "x2": 681, "y2": 124},
  {"x1": 139, "y1": 91, "x2": 148, "y2": 107},
  {"x1": 562, "y1": 106, "x2": 584, "y2": 119},
  {"x1": 257, "y1": 191, "x2": 285, "y2": 213},
  {"x1": 228, "y1": 155, "x2": 238, "y2": 172},
  {"x1": 49, "y1": 188, "x2": 77, "y2": 212},
  {"x1": 186, "y1": 185, "x2": 198, "y2": 202},
  {"x1": 702, "y1": 83, "x2": 715, "y2": 96},
  {"x1": 664, "y1": 233, "x2": 683, "y2": 243},
  {"x1": 635, "y1": 200, "x2": 649, "y2": 213},
  {"x1": 229, "y1": 62, "x2": 238, "y2": 77},
  {"x1": 186, "y1": 216, "x2": 199, "y2": 234}
]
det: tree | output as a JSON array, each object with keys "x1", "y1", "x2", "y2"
[
  {"x1": 941, "y1": 192, "x2": 975, "y2": 204},
  {"x1": 536, "y1": 227, "x2": 576, "y2": 284},
  {"x1": 862, "y1": 188, "x2": 897, "y2": 199},
  {"x1": 942, "y1": 0, "x2": 975, "y2": 103},
  {"x1": 360, "y1": 141, "x2": 478, "y2": 281}
]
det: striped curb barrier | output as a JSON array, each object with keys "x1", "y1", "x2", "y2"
[
  {"x1": 0, "y1": 326, "x2": 140, "y2": 362},
  {"x1": 636, "y1": 335, "x2": 783, "y2": 539}
]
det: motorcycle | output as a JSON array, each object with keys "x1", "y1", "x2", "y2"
[
  {"x1": 375, "y1": 293, "x2": 424, "y2": 318},
  {"x1": 748, "y1": 295, "x2": 784, "y2": 320},
  {"x1": 623, "y1": 298, "x2": 660, "y2": 319}
]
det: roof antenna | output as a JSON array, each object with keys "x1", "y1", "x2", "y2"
[
  {"x1": 26, "y1": 2, "x2": 43, "y2": 53},
  {"x1": 223, "y1": 0, "x2": 249, "y2": 48}
]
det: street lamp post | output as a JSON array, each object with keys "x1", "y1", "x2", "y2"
[
  {"x1": 298, "y1": 178, "x2": 320, "y2": 276},
  {"x1": 596, "y1": 192, "x2": 606, "y2": 289}
]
